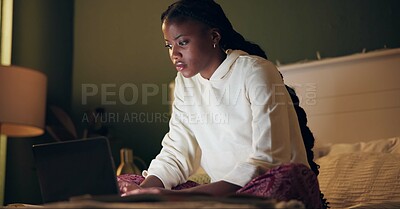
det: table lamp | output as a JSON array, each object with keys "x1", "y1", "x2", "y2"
[{"x1": 0, "y1": 65, "x2": 47, "y2": 206}]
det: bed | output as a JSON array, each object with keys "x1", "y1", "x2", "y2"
[
  {"x1": 314, "y1": 136, "x2": 400, "y2": 209},
  {"x1": 278, "y1": 47, "x2": 400, "y2": 209}
]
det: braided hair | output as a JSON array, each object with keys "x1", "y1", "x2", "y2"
[
  {"x1": 286, "y1": 86, "x2": 329, "y2": 209},
  {"x1": 162, "y1": 1, "x2": 328, "y2": 208},
  {"x1": 161, "y1": 0, "x2": 266, "y2": 59}
]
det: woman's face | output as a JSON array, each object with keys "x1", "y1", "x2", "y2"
[{"x1": 162, "y1": 19, "x2": 222, "y2": 79}]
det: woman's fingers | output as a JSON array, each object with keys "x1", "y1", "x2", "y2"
[
  {"x1": 119, "y1": 182, "x2": 141, "y2": 194},
  {"x1": 121, "y1": 188, "x2": 162, "y2": 197}
]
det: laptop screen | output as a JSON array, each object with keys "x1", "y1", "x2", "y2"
[{"x1": 32, "y1": 136, "x2": 119, "y2": 203}]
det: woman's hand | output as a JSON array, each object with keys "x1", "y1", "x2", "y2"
[
  {"x1": 119, "y1": 181, "x2": 142, "y2": 196},
  {"x1": 121, "y1": 187, "x2": 176, "y2": 197},
  {"x1": 119, "y1": 175, "x2": 170, "y2": 197}
]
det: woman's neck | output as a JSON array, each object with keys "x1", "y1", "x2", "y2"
[{"x1": 200, "y1": 50, "x2": 227, "y2": 80}]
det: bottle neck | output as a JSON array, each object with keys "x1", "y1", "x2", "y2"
[{"x1": 120, "y1": 148, "x2": 134, "y2": 163}]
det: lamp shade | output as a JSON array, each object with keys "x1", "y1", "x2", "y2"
[{"x1": 0, "y1": 65, "x2": 47, "y2": 137}]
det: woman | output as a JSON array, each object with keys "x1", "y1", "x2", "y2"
[{"x1": 119, "y1": 0, "x2": 327, "y2": 208}]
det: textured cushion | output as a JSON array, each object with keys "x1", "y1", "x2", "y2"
[
  {"x1": 348, "y1": 200, "x2": 400, "y2": 209},
  {"x1": 329, "y1": 136, "x2": 400, "y2": 155},
  {"x1": 316, "y1": 152, "x2": 400, "y2": 209},
  {"x1": 314, "y1": 136, "x2": 400, "y2": 159}
]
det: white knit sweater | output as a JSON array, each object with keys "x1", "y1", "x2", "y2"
[{"x1": 145, "y1": 50, "x2": 309, "y2": 189}]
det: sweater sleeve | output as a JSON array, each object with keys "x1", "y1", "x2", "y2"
[
  {"x1": 144, "y1": 75, "x2": 201, "y2": 189},
  {"x1": 221, "y1": 59, "x2": 302, "y2": 187}
]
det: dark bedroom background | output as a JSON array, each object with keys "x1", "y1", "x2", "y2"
[{"x1": 5, "y1": 0, "x2": 400, "y2": 205}]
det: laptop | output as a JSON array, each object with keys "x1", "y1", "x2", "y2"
[{"x1": 32, "y1": 136, "x2": 120, "y2": 203}]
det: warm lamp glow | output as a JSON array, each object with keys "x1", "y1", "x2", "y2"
[
  {"x1": 0, "y1": 125, "x2": 44, "y2": 137},
  {"x1": 0, "y1": 65, "x2": 47, "y2": 136},
  {"x1": 0, "y1": 65, "x2": 47, "y2": 206}
]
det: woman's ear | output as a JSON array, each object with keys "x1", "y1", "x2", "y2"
[{"x1": 210, "y1": 28, "x2": 221, "y2": 45}]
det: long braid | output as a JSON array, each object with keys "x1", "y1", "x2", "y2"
[
  {"x1": 286, "y1": 85, "x2": 329, "y2": 209},
  {"x1": 286, "y1": 86, "x2": 319, "y2": 175}
]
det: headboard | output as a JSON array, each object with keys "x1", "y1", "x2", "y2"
[{"x1": 279, "y1": 48, "x2": 400, "y2": 146}]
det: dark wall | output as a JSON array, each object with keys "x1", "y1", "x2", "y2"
[
  {"x1": 5, "y1": 0, "x2": 73, "y2": 205},
  {"x1": 220, "y1": 0, "x2": 400, "y2": 63},
  {"x1": 12, "y1": 0, "x2": 73, "y2": 111},
  {"x1": 72, "y1": 0, "x2": 400, "y2": 166},
  {"x1": 72, "y1": 0, "x2": 176, "y2": 174}
]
